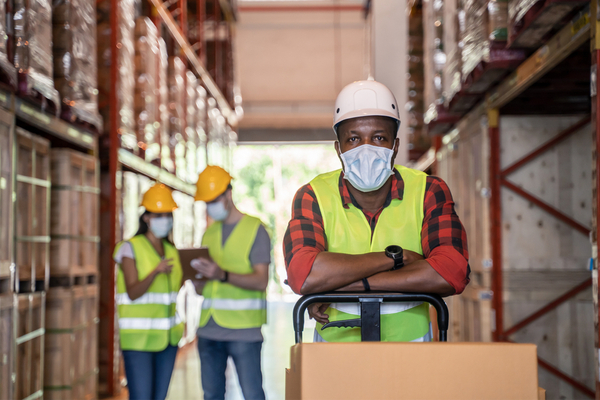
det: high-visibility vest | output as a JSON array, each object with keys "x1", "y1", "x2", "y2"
[
  {"x1": 310, "y1": 165, "x2": 431, "y2": 342},
  {"x1": 115, "y1": 235, "x2": 184, "y2": 351},
  {"x1": 199, "y1": 215, "x2": 267, "y2": 329}
]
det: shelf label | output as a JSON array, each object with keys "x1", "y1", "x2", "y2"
[
  {"x1": 81, "y1": 134, "x2": 94, "y2": 144},
  {"x1": 571, "y1": 11, "x2": 590, "y2": 37},
  {"x1": 0, "y1": 91, "x2": 8, "y2": 104},
  {"x1": 20, "y1": 103, "x2": 51, "y2": 124}
]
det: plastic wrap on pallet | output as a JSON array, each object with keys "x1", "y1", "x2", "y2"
[
  {"x1": 0, "y1": 0, "x2": 16, "y2": 88},
  {"x1": 460, "y1": 0, "x2": 488, "y2": 80},
  {"x1": 423, "y1": 0, "x2": 445, "y2": 117},
  {"x1": 185, "y1": 71, "x2": 197, "y2": 183},
  {"x1": 53, "y1": 0, "x2": 102, "y2": 131},
  {"x1": 508, "y1": 0, "x2": 537, "y2": 26},
  {"x1": 442, "y1": 0, "x2": 461, "y2": 103},
  {"x1": 168, "y1": 57, "x2": 186, "y2": 180},
  {"x1": 488, "y1": 0, "x2": 508, "y2": 41},
  {"x1": 158, "y1": 39, "x2": 174, "y2": 173},
  {"x1": 196, "y1": 85, "x2": 208, "y2": 171},
  {"x1": 134, "y1": 18, "x2": 159, "y2": 162},
  {"x1": 14, "y1": 0, "x2": 60, "y2": 110},
  {"x1": 97, "y1": 0, "x2": 135, "y2": 146}
]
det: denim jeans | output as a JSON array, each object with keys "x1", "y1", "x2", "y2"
[
  {"x1": 197, "y1": 337, "x2": 266, "y2": 400},
  {"x1": 122, "y1": 345, "x2": 178, "y2": 400}
]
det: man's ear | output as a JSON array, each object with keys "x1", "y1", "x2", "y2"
[{"x1": 334, "y1": 141, "x2": 344, "y2": 169}]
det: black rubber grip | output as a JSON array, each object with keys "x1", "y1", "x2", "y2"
[
  {"x1": 321, "y1": 318, "x2": 362, "y2": 330},
  {"x1": 292, "y1": 291, "x2": 449, "y2": 343}
]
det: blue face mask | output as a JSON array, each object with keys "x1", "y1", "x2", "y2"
[
  {"x1": 207, "y1": 200, "x2": 229, "y2": 221},
  {"x1": 149, "y1": 216, "x2": 173, "y2": 239},
  {"x1": 340, "y1": 144, "x2": 394, "y2": 192}
]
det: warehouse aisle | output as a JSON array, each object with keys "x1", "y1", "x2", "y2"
[{"x1": 110, "y1": 299, "x2": 315, "y2": 400}]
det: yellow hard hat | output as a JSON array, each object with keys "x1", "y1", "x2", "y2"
[
  {"x1": 141, "y1": 184, "x2": 178, "y2": 213},
  {"x1": 195, "y1": 165, "x2": 233, "y2": 202}
]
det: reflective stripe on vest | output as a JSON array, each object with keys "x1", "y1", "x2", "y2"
[
  {"x1": 115, "y1": 235, "x2": 184, "y2": 351},
  {"x1": 310, "y1": 165, "x2": 430, "y2": 342},
  {"x1": 200, "y1": 215, "x2": 267, "y2": 329},
  {"x1": 119, "y1": 314, "x2": 182, "y2": 330},
  {"x1": 201, "y1": 298, "x2": 267, "y2": 311},
  {"x1": 117, "y1": 292, "x2": 179, "y2": 306}
]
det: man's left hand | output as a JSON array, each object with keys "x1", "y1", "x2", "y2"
[{"x1": 192, "y1": 258, "x2": 225, "y2": 281}]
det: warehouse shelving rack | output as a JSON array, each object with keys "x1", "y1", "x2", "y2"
[
  {"x1": 418, "y1": 3, "x2": 598, "y2": 398},
  {"x1": 98, "y1": 0, "x2": 238, "y2": 394}
]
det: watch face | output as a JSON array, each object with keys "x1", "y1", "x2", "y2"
[{"x1": 387, "y1": 245, "x2": 402, "y2": 255}]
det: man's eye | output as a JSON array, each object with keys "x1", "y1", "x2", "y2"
[
  {"x1": 375, "y1": 136, "x2": 385, "y2": 141},
  {"x1": 349, "y1": 137, "x2": 358, "y2": 142}
]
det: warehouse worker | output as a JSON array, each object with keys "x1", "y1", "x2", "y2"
[
  {"x1": 193, "y1": 165, "x2": 270, "y2": 400},
  {"x1": 283, "y1": 79, "x2": 470, "y2": 342},
  {"x1": 113, "y1": 183, "x2": 183, "y2": 400}
]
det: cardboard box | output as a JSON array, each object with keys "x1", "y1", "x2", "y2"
[{"x1": 285, "y1": 342, "x2": 539, "y2": 400}]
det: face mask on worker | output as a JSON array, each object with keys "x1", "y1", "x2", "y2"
[
  {"x1": 340, "y1": 144, "x2": 394, "y2": 192},
  {"x1": 207, "y1": 199, "x2": 229, "y2": 221},
  {"x1": 148, "y1": 216, "x2": 173, "y2": 239}
]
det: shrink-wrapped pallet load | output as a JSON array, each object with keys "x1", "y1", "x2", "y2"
[
  {"x1": 134, "y1": 18, "x2": 160, "y2": 162},
  {"x1": 158, "y1": 39, "x2": 174, "y2": 172},
  {"x1": 53, "y1": 0, "x2": 102, "y2": 131},
  {"x1": 186, "y1": 70, "x2": 198, "y2": 183},
  {"x1": 0, "y1": 0, "x2": 16, "y2": 88},
  {"x1": 97, "y1": 0, "x2": 136, "y2": 148},
  {"x1": 196, "y1": 84, "x2": 208, "y2": 171},
  {"x1": 14, "y1": 0, "x2": 60, "y2": 111},
  {"x1": 442, "y1": 0, "x2": 462, "y2": 105},
  {"x1": 168, "y1": 56, "x2": 186, "y2": 180}
]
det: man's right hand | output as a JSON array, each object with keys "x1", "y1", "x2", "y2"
[
  {"x1": 308, "y1": 303, "x2": 331, "y2": 324},
  {"x1": 154, "y1": 258, "x2": 174, "y2": 275}
]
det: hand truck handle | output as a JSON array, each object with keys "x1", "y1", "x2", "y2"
[{"x1": 292, "y1": 292, "x2": 449, "y2": 343}]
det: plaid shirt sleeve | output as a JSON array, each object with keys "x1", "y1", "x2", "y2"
[
  {"x1": 283, "y1": 183, "x2": 326, "y2": 294},
  {"x1": 422, "y1": 176, "x2": 470, "y2": 294}
]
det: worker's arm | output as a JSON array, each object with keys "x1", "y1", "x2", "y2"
[
  {"x1": 121, "y1": 257, "x2": 173, "y2": 301},
  {"x1": 192, "y1": 258, "x2": 269, "y2": 291},
  {"x1": 337, "y1": 260, "x2": 455, "y2": 295}
]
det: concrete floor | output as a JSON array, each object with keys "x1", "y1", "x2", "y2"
[{"x1": 115, "y1": 299, "x2": 316, "y2": 400}]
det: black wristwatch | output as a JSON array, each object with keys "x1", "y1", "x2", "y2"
[
  {"x1": 385, "y1": 245, "x2": 404, "y2": 270},
  {"x1": 220, "y1": 271, "x2": 229, "y2": 282}
]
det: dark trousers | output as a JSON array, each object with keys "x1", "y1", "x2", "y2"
[
  {"x1": 198, "y1": 337, "x2": 265, "y2": 400},
  {"x1": 122, "y1": 345, "x2": 178, "y2": 400}
]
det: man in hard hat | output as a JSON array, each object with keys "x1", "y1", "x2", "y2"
[
  {"x1": 192, "y1": 165, "x2": 270, "y2": 400},
  {"x1": 283, "y1": 80, "x2": 469, "y2": 342}
]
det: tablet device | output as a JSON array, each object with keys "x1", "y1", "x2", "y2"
[{"x1": 179, "y1": 247, "x2": 211, "y2": 282}]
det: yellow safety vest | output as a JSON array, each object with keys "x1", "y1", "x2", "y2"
[
  {"x1": 115, "y1": 235, "x2": 184, "y2": 351},
  {"x1": 310, "y1": 165, "x2": 430, "y2": 342},
  {"x1": 199, "y1": 215, "x2": 267, "y2": 329}
]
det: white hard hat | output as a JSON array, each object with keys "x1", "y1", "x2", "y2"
[{"x1": 333, "y1": 79, "x2": 400, "y2": 134}]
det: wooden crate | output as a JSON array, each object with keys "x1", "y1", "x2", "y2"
[
  {"x1": 50, "y1": 149, "x2": 100, "y2": 280},
  {"x1": 15, "y1": 128, "x2": 50, "y2": 291},
  {"x1": 15, "y1": 292, "x2": 45, "y2": 400},
  {"x1": 0, "y1": 118, "x2": 13, "y2": 284},
  {"x1": 44, "y1": 284, "x2": 99, "y2": 400},
  {"x1": 0, "y1": 294, "x2": 16, "y2": 400}
]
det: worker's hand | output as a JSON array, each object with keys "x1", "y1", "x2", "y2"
[
  {"x1": 154, "y1": 258, "x2": 174, "y2": 275},
  {"x1": 403, "y1": 249, "x2": 425, "y2": 265},
  {"x1": 192, "y1": 258, "x2": 224, "y2": 281},
  {"x1": 308, "y1": 303, "x2": 331, "y2": 325}
]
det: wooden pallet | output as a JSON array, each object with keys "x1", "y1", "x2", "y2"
[
  {"x1": 50, "y1": 149, "x2": 100, "y2": 280},
  {"x1": 15, "y1": 292, "x2": 45, "y2": 400},
  {"x1": 0, "y1": 117, "x2": 13, "y2": 282},
  {"x1": 15, "y1": 129, "x2": 51, "y2": 292},
  {"x1": 0, "y1": 294, "x2": 16, "y2": 400},
  {"x1": 44, "y1": 284, "x2": 99, "y2": 400}
]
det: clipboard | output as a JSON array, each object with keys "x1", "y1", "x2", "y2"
[{"x1": 179, "y1": 247, "x2": 211, "y2": 282}]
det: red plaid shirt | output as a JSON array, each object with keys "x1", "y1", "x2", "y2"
[{"x1": 283, "y1": 169, "x2": 470, "y2": 294}]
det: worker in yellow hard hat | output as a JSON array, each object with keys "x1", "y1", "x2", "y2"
[
  {"x1": 113, "y1": 183, "x2": 184, "y2": 400},
  {"x1": 192, "y1": 165, "x2": 270, "y2": 400}
]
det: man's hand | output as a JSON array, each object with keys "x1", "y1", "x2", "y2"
[
  {"x1": 308, "y1": 303, "x2": 331, "y2": 324},
  {"x1": 192, "y1": 258, "x2": 225, "y2": 281}
]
